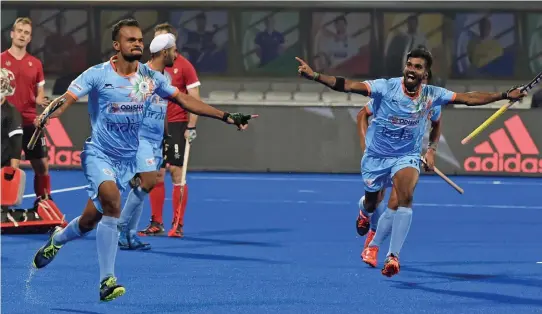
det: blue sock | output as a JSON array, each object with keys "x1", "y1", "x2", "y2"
[
  {"x1": 53, "y1": 216, "x2": 84, "y2": 245},
  {"x1": 119, "y1": 187, "x2": 147, "y2": 232},
  {"x1": 370, "y1": 201, "x2": 386, "y2": 231},
  {"x1": 387, "y1": 207, "x2": 413, "y2": 257},
  {"x1": 96, "y1": 216, "x2": 119, "y2": 282},
  {"x1": 369, "y1": 208, "x2": 395, "y2": 247}
]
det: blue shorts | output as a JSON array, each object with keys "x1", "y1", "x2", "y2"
[
  {"x1": 361, "y1": 153, "x2": 420, "y2": 193},
  {"x1": 136, "y1": 138, "x2": 163, "y2": 173},
  {"x1": 81, "y1": 140, "x2": 137, "y2": 213}
]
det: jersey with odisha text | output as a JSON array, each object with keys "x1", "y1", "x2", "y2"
[
  {"x1": 67, "y1": 58, "x2": 178, "y2": 159},
  {"x1": 363, "y1": 77, "x2": 454, "y2": 158}
]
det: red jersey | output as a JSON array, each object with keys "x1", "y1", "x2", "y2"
[
  {"x1": 1, "y1": 50, "x2": 45, "y2": 126},
  {"x1": 164, "y1": 53, "x2": 200, "y2": 123}
]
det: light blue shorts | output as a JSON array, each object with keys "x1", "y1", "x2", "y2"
[
  {"x1": 81, "y1": 140, "x2": 137, "y2": 213},
  {"x1": 361, "y1": 153, "x2": 420, "y2": 193},
  {"x1": 135, "y1": 138, "x2": 163, "y2": 173}
]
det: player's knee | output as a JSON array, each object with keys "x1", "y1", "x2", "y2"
[
  {"x1": 30, "y1": 158, "x2": 48, "y2": 175},
  {"x1": 156, "y1": 169, "x2": 165, "y2": 184},
  {"x1": 139, "y1": 172, "x2": 158, "y2": 191},
  {"x1": 396, "y1": 193, "x2": 414, "y2": 208},
  {"x1": 169, "y1": 165, "x2": 182, "y2": 184},
  {"x1": 97, "y1": 182, "x2": 121, "y2": 217}
]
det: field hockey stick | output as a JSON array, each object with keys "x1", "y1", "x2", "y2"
[
  {"x1": 420, "y1": 156, "x2": 464, "y2": 194},
  {"x1": 27, "y1": 97, "x2": 67, "y2": 150},
  {"x1": 171, "y1": 140, "x2": 191, "y2": 232},
  {"x1": 461, "y1": 71, "x2": 542, "y2": 145}
]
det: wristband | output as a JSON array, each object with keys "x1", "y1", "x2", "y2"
[
  {"x1": 222, "y1": 112, "x2": 230, "y2": 122},
  {"x1": 313, "y1": 72, "x2": 320, "y2": 81},
  {"x1": 428, "y1": 142, "x2": 438, "y2": 151},
  {"x1": 501, "y1": 92, "x2": 507, "y2": 100},
  {"x1": 332, "y1": 76, "x2": 346, "y2": 92},
  {"x1": 187, "y1": 126, "x2": 196, "y2": 130}
]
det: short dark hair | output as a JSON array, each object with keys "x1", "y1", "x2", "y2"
[
  {"x1": 154, "y1": 22, "x2": 178, "y2": 38},
  {"x1": 112, "y1": 18, "x2": 140, "y2": 41},
  {"x1": 406, "y1": 46, "x2": 433, "y2": 70}
]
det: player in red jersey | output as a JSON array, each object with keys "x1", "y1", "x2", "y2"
[
  {"x1": 139, "y1": 23, "x2": 201, "y2": 238},
  {"x1": 1, "y1": 17, "x2": 52, "y2": 201}
]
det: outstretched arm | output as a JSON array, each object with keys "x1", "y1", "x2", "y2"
[
  {"x1": 168, "y1": 91, "x2": 257, "y2": 129},
  {"x1": 450, "y1": 87, "x2": 527, "y2": 106},
  {"x1": 296, "y1": 57, "x2": 370, "y2": 95}
]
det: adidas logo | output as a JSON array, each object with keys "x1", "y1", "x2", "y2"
[{"x1": 464, "y1": 115, "x2": 541, "y2": 173}]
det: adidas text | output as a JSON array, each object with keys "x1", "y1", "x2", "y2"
[{"x1": 464, "y1": 153, "x2": 542, "y2": 173}]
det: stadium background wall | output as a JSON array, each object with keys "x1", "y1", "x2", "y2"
[{"x1": 20, "y1": 104, "x2": 542, "y2": 178}]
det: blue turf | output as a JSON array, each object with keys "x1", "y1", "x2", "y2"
[{"x1": 2, "y1": 170, "x2": 542, "y2": 314}]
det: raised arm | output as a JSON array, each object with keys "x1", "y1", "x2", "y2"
[
  {"x1": 449, "y1": 87, "x2": 527, "y2": 106},
  {"x1": 295, "y1": 57, "x2": 370, "y2": 95}
]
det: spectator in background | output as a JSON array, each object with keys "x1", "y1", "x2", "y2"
[
  {"x1": 467, "y1": 17, "x2": 503, "y2": 70},
  {"x1": 254, "y1": 16, "x2": 285, "y2": 67},
  {"x1": 44, "y1": 14, "x2": 76, "y2": 75},
  {"x1": 385, "y1": 15, "x2": 429, "y2": 76},
  {"x1": 531, "y1": 88, "x2": 542, "y2": 108},
  {"x1": 314, "y1": 16, "x2": 358, "y2": 72},
  {"x1": 180, "y1": 13, "x2": 218, "y2": 72}
]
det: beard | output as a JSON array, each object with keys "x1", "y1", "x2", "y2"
[
  {"x1": 403, "y1": 74, "x2": 422, "y2": 92},
  {"x1": 123, "y1": 52, "x2": 143, "y2": 62}
]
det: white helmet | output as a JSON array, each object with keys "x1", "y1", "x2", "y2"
[{"x1": 0, "y1": 68, "x2": 16, "y2": 98}]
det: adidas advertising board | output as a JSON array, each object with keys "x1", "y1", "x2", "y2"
[{"x1": 20, "y1": 102, "x2": 542, "y2": 177}]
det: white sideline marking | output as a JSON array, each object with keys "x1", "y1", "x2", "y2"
[
  {"x1": 23, "y1": 185, "x2": 89, "y2": 199},
  {"x1": 537, "y1": 262, "x2": 542, "y2": 264}
]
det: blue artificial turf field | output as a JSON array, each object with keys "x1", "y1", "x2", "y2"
[{"x1": 2, "y1": 170, "x2": 542, "y2": 314}]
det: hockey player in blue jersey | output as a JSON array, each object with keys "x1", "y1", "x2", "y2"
[
  {"x1": 116, "y1": 33, "x2": 177, "y2": 251},
  {"x1": 296, "y1": 48, "x2": 526, "y2": 277},
  {"x1": 31, "y1": 19, "x2": 256, "y2": 301}
]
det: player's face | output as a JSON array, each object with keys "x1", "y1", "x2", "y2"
[
  {"x1": 164, "y1": 46, "x2": 177, "y2": 67},
  {"x1": 115, "y1": 26, "x2": 144, "y2": 62},
  {"x1": 10, "y1": 23, "x2": 32, "y2": 49},
  {"x1": 403, "y1": 57, "x2": 427, "y2": 89}
]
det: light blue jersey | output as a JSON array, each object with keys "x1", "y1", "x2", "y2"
[
  {"x1": 140, "y1": 63, "x2": 170, "y2": 145},
  {"x1": 67, "y1": 56, "x2": 179, "y2": 211},
  {"x1": 67, "y1": 57, "x2": 179, "y2": 159},
  {"x1": 360, "y1": 78, "x2": 454, "y2": 193},
  {"x1": 363, "y1": 77, "x2": 454, "y2": 158}
]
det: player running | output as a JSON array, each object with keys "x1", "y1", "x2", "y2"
[
  {"x1": 31, "y1": 19, "x2": 256, "y2": 301},
  {"x1": 1, "y1": 17, "x2": 52, "y2": 201},
  {"x1": 357, "y1": 72, "x2": 441, "y2": 265},
  {"x1": 296, "y1": 47, "x2": 526, "y2": 277},
  {"x1": 117, "y1": 33, "x2": 177, "y2": 250},
  {"x1": 356, "y1": 71, "x2": 441, "y2": 250},
  {"x1": 139, "y1": 22, "x2": 201, "y2": 238}
]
